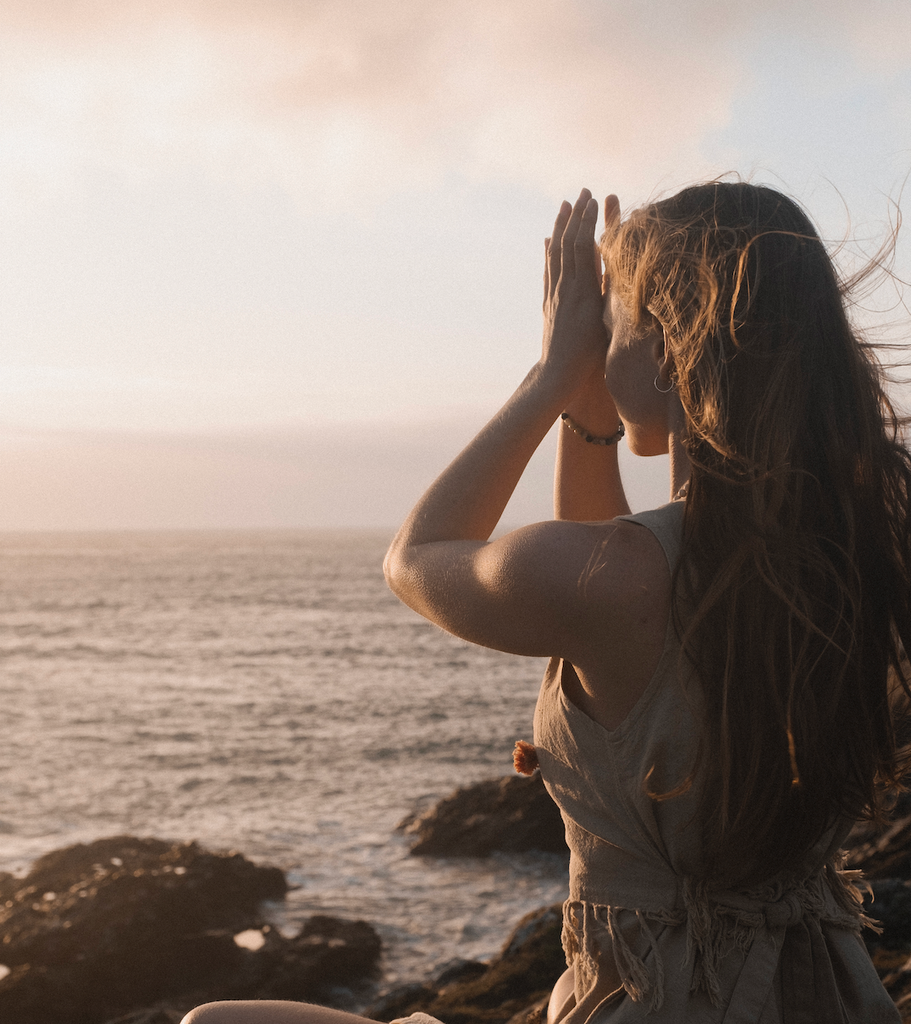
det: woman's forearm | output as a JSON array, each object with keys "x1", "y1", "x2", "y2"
[
  {"x1": 388, "y1": 360, "x2": 567, "y2": 552},
  {"x1": 554, "y1": 374, "x2": 631, "y2": 521}
]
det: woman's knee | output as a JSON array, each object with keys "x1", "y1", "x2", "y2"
[
  {"x1": 179, "y1": 1002, "x2": 275, "y2": 1024},
  {"x1": 180, "y1": 1004, "x2": 224, "y2": 1024},
  {"x1": 179, "y1": 1001, "x2": 370, "y2": 1024},
  {"x1": 547, "y1": 966, "x2": 575, "y2": 1024}
]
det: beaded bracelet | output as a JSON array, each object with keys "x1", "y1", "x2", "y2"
[{"x1": 560, "y1": 412, "x2": 625, "y2": 446}]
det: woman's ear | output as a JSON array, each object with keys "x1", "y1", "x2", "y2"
[{"x1": 653, "y1": 324, "x2": 675, "y2": 388}]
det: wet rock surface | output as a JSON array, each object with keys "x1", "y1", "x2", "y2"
[
  {"x1": 367, "y1": 904, "x2": 565, "y2": 1024},
  {"x1": 0, "y1": 836, "x2": 380, "y2": 1024},
  {"x1": 398, "y1": 774, "x2": 567, "y2": 858},
  {"x1": 846, "y1": 792, "x2": 911, "y2": 882},
  {"x1": 845, "y1": 793, "x2": 911, "y2": 1020}
]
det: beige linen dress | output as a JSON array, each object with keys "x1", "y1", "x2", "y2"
[{"x1": 533, "y1": 501, "x2": 899, "y2": 1023}]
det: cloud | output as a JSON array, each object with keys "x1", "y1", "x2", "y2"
[
  {"x1": 4, "y1": 0, "x2": 908, "y2": 214},
  {"x1": 0, "y1": 0, "x2": 744, "y2": 209}
]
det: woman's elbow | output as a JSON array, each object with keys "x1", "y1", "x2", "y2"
[
  {"x1": 383, "y1": 540, "x2": 412, "y2": 601},
  {"x1": 383, "y1": 543, "x2": 437, "y2": 623}
]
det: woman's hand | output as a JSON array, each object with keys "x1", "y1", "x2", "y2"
[
  {"x1": 551, "y1": 193, "x2": 630, "y2": 522},
  {"x1": 541, "y1": 189, "x2": 609, "y2": 389}
]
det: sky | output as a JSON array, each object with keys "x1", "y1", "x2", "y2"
[{"x1": 0, "y1": 0, "x2": 909, "y2": 530}]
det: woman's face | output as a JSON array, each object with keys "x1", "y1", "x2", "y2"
[{"x1": 602, "y1": 287, "x2": 671, "y2": 457}]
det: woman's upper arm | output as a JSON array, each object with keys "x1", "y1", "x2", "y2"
[{"x1": 384, "y1": 519, "x2": 636, "y2": 658}]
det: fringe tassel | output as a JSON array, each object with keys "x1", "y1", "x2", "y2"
[
  {"x1": 606, "y1": 904, "x2": 657, "y2": 1009},
  {"x1": 512, "y1": 740, "x2": 539, "y2": 776},
  {"x1": 562, "y1": 901, "x2": 599, "y2": 993},
  {"x1": 826, "y1": 855, "x2": 882, "y2": 934}
]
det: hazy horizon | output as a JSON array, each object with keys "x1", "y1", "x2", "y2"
[{"x1": 0, "y1": 416, "x2": 671, "y2": 531}]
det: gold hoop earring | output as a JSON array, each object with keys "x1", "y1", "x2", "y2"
[{"x1": 654, "y1": 374, "x2": 675, "y2": 394}]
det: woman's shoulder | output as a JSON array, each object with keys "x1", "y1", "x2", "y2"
[
  {"x1": 614, "y1": 500, "x2": 686, "y2": 571},
  {"x1": 517, "y1": 507, "x2": 675, "y2": 587},
  {"x1": 524, "y1": 512, "x2": 673, "y2": 637}
]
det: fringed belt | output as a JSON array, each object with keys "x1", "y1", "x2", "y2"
[{"x1": 562, "y1": 861, "x2": 874, "y2": 1022}]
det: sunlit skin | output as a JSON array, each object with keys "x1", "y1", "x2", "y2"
[{"x1": 179, "y1": 189, "x2": 692, "y2": 1024}]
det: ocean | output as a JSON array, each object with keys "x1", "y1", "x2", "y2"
[{"x1": 0, "y1": 528, "x2": 568, "y2": 993}]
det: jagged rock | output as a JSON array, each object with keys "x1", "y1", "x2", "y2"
[
  {"x1": 368, "y1": 982, "x2": 439, "y2": 1022},
  {"x1": 245, "y1": 916, "x2": 382, "y2": 1001},
  {"x1": 399, "y1": 775, "x2": 568, "y2": 857},
  {"x1": 0, "y1": 836, "x2": 380, "y2": 1024},
  {"x1": 845, "y1": 795, "x2": 911, "y2": 1017},
  {"x1": 846, "y1": 792, "x2": 911, "y2": 881},
  {"x1": 0, "y1": 835, "x2": 287, "y2": 971},
  {"x1": 368, "y1": 961, "x2": 489, "y2": 1021},
  {"x1": 863, "y1": 878, "x2": 911, "y2": 1018},
  {"x1": 869, "y1": 944, "x2": 911, "y2": 1023},
  {"x1": 432, "y1": 959, "x2": 489, "y2": 989},
  {"x1": 504, "y1": 997, "x2": 549, "y2": 1024},
  {"x1": 366, "y1": 904, "x2": 565, "y2": 1024},
  {"x1": 866, "y1": 880, "x2": 911, "y2": 951}
]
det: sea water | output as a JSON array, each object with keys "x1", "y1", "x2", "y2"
[{"x1": 0, "y1": 529, "x2": 568, "y2": 990}]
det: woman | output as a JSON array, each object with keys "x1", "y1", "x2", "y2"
[{"x1": 183, "y1": 182, "x2": 909, "y2": 1022}]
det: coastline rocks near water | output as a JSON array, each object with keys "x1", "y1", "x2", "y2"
[
  {"x1": 366, "y1": 904, "x2": 565, "y2": 1024},
  {"x1": 397, "y1": 774, "x2": 568, "y2": 858},
  {"x1": 0, "y1": 836, "x2": 380, "y2": 1024},
  {"x1": 2, "y1": 781, "x2": 910, "y2": 1024}
]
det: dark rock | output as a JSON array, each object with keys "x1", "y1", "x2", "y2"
[
  {"x1": 503, "y1": 996, "x2": 548, "y2": 1024},
  {"x1": 865, "y1": 880, "x2": 911, "y2": 951},
  {"x1": 846, "y1": 795, "x2": 911, "y2": 1016},
  {"x1": 846, "y1": 792, "x2": 911, "y2": 881},
  {"x1": 0, "y1": 836, "x2": 380, "y2": 1024},
  {"x1": 367, "y1": 982, "x2": 439, "y2": 1021},
  {"x1": 369, "y1": 958, "x2": 488, "y2": 1016},
  {"x1": 869, "y1": 944, "x2": 911, "y2": 1023},
  {"x1": 246, "y1": 916, "x2": 382, "y2": 1002},
  {"x1": 366, "y1": 904, "x2": 565, "y2": 1024},
  {"x1": 432, "y1": 959, "x2": 488, "y2": 989},
  {"x1": 399, "y1": 775, "x2": 568, "y2": 857},
  {"x1": 0, "y1": 834, "x2": 287, "y2": 972},
  {"x1": 863, "y1": 878, "x2": 911, "y2": 1017}
]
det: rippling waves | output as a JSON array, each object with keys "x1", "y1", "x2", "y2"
[{"x1": 0, "y1": 529, "x2": 568, "y2": 988}]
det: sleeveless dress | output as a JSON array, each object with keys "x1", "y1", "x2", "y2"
[{"x1": 533, "y1": 501, "x2": 898, "y2": 1023}]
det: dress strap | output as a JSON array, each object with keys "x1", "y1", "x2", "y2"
[{"x1": 615, "y1": 501, "x2": 686, "y2": 572}]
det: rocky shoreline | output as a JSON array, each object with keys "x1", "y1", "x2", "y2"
[{"x1": 0, "y1": 777, "x2": 908, "y2": 1024}]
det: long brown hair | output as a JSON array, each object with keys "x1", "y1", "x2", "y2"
[{"x1": 603, "y1": 181, "x2": 911, "y2": 884}]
